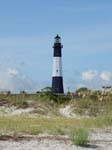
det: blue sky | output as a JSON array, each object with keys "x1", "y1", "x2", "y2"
[{"x1": 0, "y1": 0, "x2": 112, "y2": 92}]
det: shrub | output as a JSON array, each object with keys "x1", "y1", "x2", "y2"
[{"x1": 71, "y1": 128, "x2": 89, "y2": 146}]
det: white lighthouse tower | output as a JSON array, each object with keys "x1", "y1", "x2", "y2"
[{"x1": 52, "y1": 35, "x2": 64, "y2": 94}]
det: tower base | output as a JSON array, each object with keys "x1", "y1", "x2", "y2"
[{"x1": 52, "y1": 77, "x2": 64, "y2": 94}]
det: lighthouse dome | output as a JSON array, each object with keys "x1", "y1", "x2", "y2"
[{"x1": 54, "y1": 34, "x2": 61, "y2": 43}]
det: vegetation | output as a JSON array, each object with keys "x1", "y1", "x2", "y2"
[
  {"x1": 0, "y1": 115, "x2": 112, "y2": 136},
  {"x1": 71, "y1": 128, "x2": 89, "y2": 146},
  {"x1": 0, "y1": 86, "x2": 112, "y2": 117},
  {"x1": 0, "y1": 87, "x2": 112, "y2": 140},
  {"x1": 76, "y1": 87, "x2": 90, "y2": 93}
]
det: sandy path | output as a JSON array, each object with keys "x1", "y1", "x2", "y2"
[
  {"x1": 0, "y1": 140, "x2": 74, "y2": 150},
  {"x1": 0, "y1": 139, "x2": 112, "y2": 150},
  {"x1": 0, "y1": 131, "x2": 112, "y2": 150}
]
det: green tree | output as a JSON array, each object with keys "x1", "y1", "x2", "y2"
[{"x1": 76, "y1": 87, "x2": 89, "y2": 93}]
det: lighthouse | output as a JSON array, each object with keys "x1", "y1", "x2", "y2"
[{"x1": 52, "y1": 35, "x2": 64, "y2": 94}]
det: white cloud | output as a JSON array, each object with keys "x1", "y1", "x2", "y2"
[
  {"x1": 76, "y1": 84, "x2": 86, "y2": 89},
  {"x1": 66, "y1": 70, "x2": 112, "y2": 91},
  {"x1": 82, "y1": 70, "x2": 97, "y2": 80},
  {"x1": 8, "y1": 68, "x2": 19, "y2": 76},
  {"x1": 100, "y1": 71, "x2": 112, "y2": 81},
  {"x1": 0, "y1": 66, "x2": 38, "y2": 93}
]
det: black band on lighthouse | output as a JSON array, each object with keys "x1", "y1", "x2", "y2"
[
  {"x1": 52, "y1": 77, "x2": 64, "y2": 93},
  {"x1": 53, "y1": 48, "x2": 62, "y2": 57}
]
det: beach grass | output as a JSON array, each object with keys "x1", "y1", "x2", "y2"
[{"x1": 0, "y1": 115, "x2": 112, "y2": 135}]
